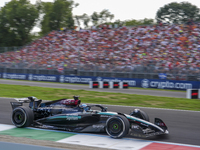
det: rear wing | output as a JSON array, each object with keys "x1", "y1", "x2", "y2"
[
  {"x1": 10, "y1": 101, "x2": 23, "y2": 110},
  {"x1": 14, "y1": 96, "x2": 37, "y2": 103},
  {"x1": 10, "y1": 96, "x2": 41, "y2": 110}
]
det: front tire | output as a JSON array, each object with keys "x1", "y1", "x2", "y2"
[
  {"x1": 11, "y1": 106, "x2": 34, "y2": 128},
  {"x1": 106, "y1": 115, "x2": 130, "y2": 139}
]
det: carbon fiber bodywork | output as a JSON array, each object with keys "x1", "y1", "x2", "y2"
[{"x1": 10, "y1": 96, "x2": 169, "y2": 138}]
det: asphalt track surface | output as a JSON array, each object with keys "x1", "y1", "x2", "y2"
[{"x1": 0, "y1": 79, "x2": 200, "y2": 146}]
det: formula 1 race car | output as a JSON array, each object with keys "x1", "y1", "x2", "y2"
[{"x1": 10, "y1": 96, "x2": 169, "y2": 139}]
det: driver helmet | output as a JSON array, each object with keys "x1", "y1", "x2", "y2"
[{"x1": 79, "y1": 104, "x2": 89, "y2": 112}]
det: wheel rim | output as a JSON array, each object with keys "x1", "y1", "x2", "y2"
[
  {"x1": 113, "y1": 124, "x2": 118, "y2": 130},
  {"x1": 12, "y1": 110, "x2": 25, "y2": 125},
  {"x1": 108, "y1": 119, "x2": 123, "y2": 135}
]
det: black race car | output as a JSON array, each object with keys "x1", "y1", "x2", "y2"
[{"x1": 10, "y1": 96, "x2": 169, "y2": 139}]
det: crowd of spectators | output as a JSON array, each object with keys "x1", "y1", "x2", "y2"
[{"x1": 0, "y1": 22, "x2": 200, "y2": 76}]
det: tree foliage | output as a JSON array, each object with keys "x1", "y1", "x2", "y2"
[
  {"x1": 90, "y1": 9, "x2": 114, "y2": 26},
  {"x1": 73, "y1": 9, "x2": 115, "y2": 28},
  {"x1": 91, "y1": 11, "x2": 99, "y2": 26},
  {"x1": 156, "y1": 2, "x2": 200, "y2": 24},
  {"x1": 76, "y1": 9, "x2": 153, "y2": 29},
  {"x1": 39, "y1": 2, "x2": 53, "y2": 35},
  {"x1": 0, "y1": 0, "x2": 39, "y2": 46},
  {"x1": 40, "y1": 0, "x2": 76, "y2": 35},
  {"x1": 99, "y1": 9, "x2": 114, "y2": 24},
  {"x1": 125, "y1": 18, "x2": 155, "y2": 26},
  {"x1": 0, "y1": 7, "x2": 17, "y2": 46},
  {"x1": 81, "y1": 13, "x2": 90, "y2": 28},
  {"x1": 0, "y1": 0, "x2": 176, "y2": 47},
  {"x1": 74, "y1": 13, "x2": 90, "y2": 29}
]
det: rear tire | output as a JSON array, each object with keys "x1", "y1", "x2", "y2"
[
  {"x1": 11, "y1": 106, "x2": 34, "y2": 128},
  {"x1": 106, "y1": 115, "x2": 130, "y2": 139}
]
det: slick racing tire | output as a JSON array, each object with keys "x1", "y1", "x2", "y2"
[
  {"x1": 11, "y1": 106, "x2": 34, "y2": 128},
  {"x1": 106, "y1": 115, "x2": 130, "y2": 139}
]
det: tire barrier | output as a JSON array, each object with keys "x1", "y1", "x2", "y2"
[
  {"x1": 89, "y1": 81, "x2": 99, "y2": 88},
  {"x1": 110, "y1": 82, "x2": 120, "y2": 89},
  {"x1": 120, "y1": 82, "x2": 129, "y2": 89},
  {"x1": 186, "y1": 89, "x2": 200, "y2": 99},
  {"x1": 100, "y1": 81, "x2": 109, "y2": 88},
  {"x1": 90, "y1": 81, "x2": 128, "y2": 89}
]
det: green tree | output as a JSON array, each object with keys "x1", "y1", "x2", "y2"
[
  {"x1": 0, "y1": 0, "x2": 39, "y2": 46},
  {"x1": 0, "y1": 7, "x2": 17, "y2": 46},
  {"x1": 81, "y1": 13, "x2": 90, "y2": 28},
  {"x1": 99, "y1": 9, "x2": 114, "y2": 24},
  {"x1": 125, "y1": 18, "x2": 155, "y2": 26},
  {"x1": 40, "y1": 0, "x2": 76, "y2": 34},
  {"x1": 98, "y1": 19, "x2": 125, "y2": 29},
  {"x1": 74, "y1": 13, "x2": 90, "y2": 29},
  {"x1": 91, "y1": 11, "x2": 99, "y2": 26},
  {"x1": 156, "y1": 2, "x2": 200, "y2": 24},
  {"x1": 39, "y1": 2, "x2": 53, "y2": 35},
  {"x1": 90, "y1": 9, "x2": 115, "y2": 27},
  {"x1": 74, "y1": 15, "x2": 82, "y2": 29}
]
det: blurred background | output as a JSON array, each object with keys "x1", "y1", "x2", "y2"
[{"x1": 0, "y1": 0, "x2": 200, "y2": 81}]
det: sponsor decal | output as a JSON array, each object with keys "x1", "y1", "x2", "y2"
[
  {"x1": 63, "y1": 76, "x2": 92, "y2": 83},
  {"x1": 96, "y1": 77, "x2": 102, "y2": 81},
  {"x1": 141, "y1": 79, "x2": 192, "y2": 90},
  {"x1": 131, "y1": 124, "x2": 139, "y2": 129},
  {"x1": 65, "y1": 109, "x2": 79, "y2": 112},
  {"x1": 62, "y1": 99, "x2": 75, "y2": 104},
  {"x1": 100, "y1": 115, "x2": 110, "y2": 118},
  {"x1": 31, "y1": 75, "x2": 56, "y2": 81},
  {"x1": 3, "y1": 73, "x2": 6, "y2": 79},
  {"x1": 3, "y1": 73, "x2": 26, "y2": 80},
  {"x1": 141, "y1": 123, "x2": 149, "y2": 127},
  {"x1": 141, "y1": 79, "x2": 149, "y2": 88},
  {"x1": 92, "y1": 125, "x2": 104, "y2": 129},
  {"x1": 1, "y1": 71, "x2": 199, "y2": 90},
  {"x1": 102, "y1": 78, "x2": 136, "y2": 86},
  {"x1": 66, "y1": 115, "x2": 81, "y2": 120},
  {"x1": 59, "y1": 75, "x2": 65, "y2": 83},
  {"x1": 159, "y1": 73, "x2": 167, "y2": 79},
  {"x1": 28, "y1": 74, "x2": 33, "y2": 81}
]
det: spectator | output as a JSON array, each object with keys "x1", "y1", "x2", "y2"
[{"x1": 0, "y1": 22, "x2": 200, "y2": 77}]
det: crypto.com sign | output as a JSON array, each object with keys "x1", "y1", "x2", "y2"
[{"x1": 141, "y1": 79, "x2": 192, "y2": 90}]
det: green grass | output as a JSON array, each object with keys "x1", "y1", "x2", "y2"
[
  {"x1": 1, "y1": 79, "x2": 185, "y2": 92},
  {"x1": 1, "y1": 84, "x2": 200, "y2": 111}
]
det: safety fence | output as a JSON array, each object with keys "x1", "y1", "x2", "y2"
[
  {"x1": 0, "y1": 67, "x2": 199, "y2": 81},
  {"x1": 1, "y1": 72, "x2": 200, "y2": 91}
]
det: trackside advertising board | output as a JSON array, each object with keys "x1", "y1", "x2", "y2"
[{"x1": 0, "y1": 73, "x2": 200, "y2": 91}]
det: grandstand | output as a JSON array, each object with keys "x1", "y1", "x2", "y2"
[{"x1": 0, "y1": 22, "x2": 200, "y2": 81}]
